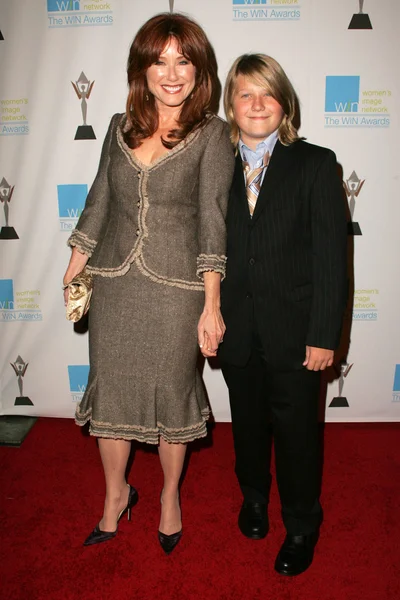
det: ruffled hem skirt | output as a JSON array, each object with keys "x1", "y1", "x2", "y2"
[{"x1": 75, "y1": 263, "x2": 210, "y2": 444}]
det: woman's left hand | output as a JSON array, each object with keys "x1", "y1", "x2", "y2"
[{"x1": 197, "y1": 307, "x2": 226, "y2": 358}]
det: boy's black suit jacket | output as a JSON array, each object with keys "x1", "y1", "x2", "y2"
[{"x1": 219, "y1": 139, "x2": 348, "y2": 370}]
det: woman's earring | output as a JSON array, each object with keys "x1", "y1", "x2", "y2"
[{"x1": 145, "y1": 93, "x2": 149, "y2": 101}]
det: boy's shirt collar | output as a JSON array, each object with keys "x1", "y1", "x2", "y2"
[{"x1": 238, "y1": 130, "x2": 279, "y2": 168}]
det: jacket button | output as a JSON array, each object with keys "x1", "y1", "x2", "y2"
[
  {"x1": 136, "y1": 229, "x2": 140, "y2": 236},
  {"x1": 137, "y1": 172, "x2": 141, "y2": 179},
  {"x1": 249, "y1": 257, "x2": 256, "y2": 266},
  {"x1": 246, "y1": 292, "x2": 252, "y2": 299},
  {"x1": 137, "y1": 201, "x2": 140, "y2": 207}
]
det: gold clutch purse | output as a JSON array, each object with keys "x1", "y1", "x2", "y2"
[{"x1": 64, "y1": 269, "x2": 93, "y2": 322}]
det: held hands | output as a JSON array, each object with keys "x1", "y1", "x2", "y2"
[
  {"x1": 303, "y1": 346, "x2": 334, "y2": 371},
  {"x1": 197, "y1": 307, "x2": 226, "y2": 358}
]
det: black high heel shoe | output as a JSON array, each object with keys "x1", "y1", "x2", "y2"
[
  {"x1": 158, "y1": 490, "x2": 182, "y2": 555},
  {"x1": 83, "y1": 484, "x2": 138, "y2": 546},
  {"x1": 158, "y1": 529, "x2": 182, "y2": 555}
]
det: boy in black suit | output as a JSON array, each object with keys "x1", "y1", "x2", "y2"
[{"x1": 218, "y1": 54, "x2": 347, "y2": 576}]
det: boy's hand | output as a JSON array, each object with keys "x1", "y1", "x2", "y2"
[{"x1": 303, "y1": 346, "x2": 334, "y2": 371}]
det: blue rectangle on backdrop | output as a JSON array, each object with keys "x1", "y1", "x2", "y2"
[
  {"x1": 68, "y1": 365, "x2": 90, "y2": 393},
  {"x1": 0, "y1": 279, "x2": 14, "y2": 307},
  {"x1": 57, "y1": 184, "x2": 87, "y2": 219},
  {"x1": 325, "y1": 76, "x2": 360, "y2": 112},
  {"x1": 47, "y1": 0, "x2": 80, "y2": 11},
  {"x1": 232, "y1": 0, "x2": 267, "y2": 4},
  {"x1": 393, "y1": 365, "x2": 400, "y2": 392}
]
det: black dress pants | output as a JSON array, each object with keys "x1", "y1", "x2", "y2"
[{"x1": 221, "y1": 333, "x2": 323, "y2": 535}]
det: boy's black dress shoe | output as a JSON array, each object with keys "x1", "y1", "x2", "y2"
[
  {"x1": 274, "y1": 532, "x2": 319, "y2": 576},
  {"x1": 238, "y1": 502, "x2": 268, "y2": 539}
]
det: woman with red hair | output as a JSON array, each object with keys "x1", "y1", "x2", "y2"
[{"x1": 63, "y1": 13, "x2": 234, "y2": 553}]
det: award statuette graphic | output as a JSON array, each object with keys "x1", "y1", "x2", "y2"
[
  {"x1": 71, "y1": 72, "x2": 96, "y2": 140},
  {"x1": 11, "y1": 356, "x2": 34, "y2": 406},
  {"x1": 343, "y1": 171, "x2": 365, "y2": 235},
  {"x1": 349, "y1": 0, "x2": 372, "y2": 29},
  {"x1": 329, "y1": 362, "x2": 353, "y2": 408},
  {"x1": 169, "y1": 0, "x2": 174, "y2": 12},
  {"x1": 0, "y1": 177, "x2": 19, "y2": 239}
]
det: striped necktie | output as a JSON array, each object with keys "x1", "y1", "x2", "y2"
[{"x1": 243, "y1": 151, "x2": 270, "y2": 217}]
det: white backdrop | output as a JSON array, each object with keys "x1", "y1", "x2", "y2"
[{"x1": 0, "y1": 0, "x2": 399, "y2": 422}]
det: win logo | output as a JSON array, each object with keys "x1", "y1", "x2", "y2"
[
  {"x1": 232, "y1": 0, "x2": 300, "y2": 22},
  {"x1": 0, "y1": 279, "x2": 42, "y2": 322},
  {"x1": 68, "y1": 365, "x2": 90, "y2": 402},
  {"x1": 325, "y1": 76, "x2": 360, "y2": 113},
  {"x1": 0, "y1": 279, "x2": 14, "y2": 310},
  {"x1": 58, "y1": 184, "x2": 87, "y2": 232},
  {"x1": 47, "y1": 0, "x2": 80, "y2": 10},
  {"x1": 392, "y1": 365, "x2": 400, "y2": 402},
  {"x1": 48, "y1": 0, "x2": 113, "y2": 28}
]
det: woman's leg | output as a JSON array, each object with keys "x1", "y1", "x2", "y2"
[
  {"x1": 98, "y1": 438, "x2": 131, "y2": 531},
  {"x1": 158, "y1": 439, "x2": 187, "y2": 534}
]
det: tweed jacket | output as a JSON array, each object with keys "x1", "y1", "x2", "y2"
[{"x1": 68, "y1": 113, "x2": 235, "y2": 290}]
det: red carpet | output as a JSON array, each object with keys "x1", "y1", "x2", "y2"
[{"x1": 1, "y1": 419, "x2": 399, "y2": 600}]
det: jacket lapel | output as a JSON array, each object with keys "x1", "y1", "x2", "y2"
[{"x1": 251, "y1": 140, "x2": 295, "y2": 225}]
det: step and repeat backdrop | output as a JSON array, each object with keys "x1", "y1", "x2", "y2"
[{"x1": 0, "y1": 0, "x2": 399, "y2": 422}]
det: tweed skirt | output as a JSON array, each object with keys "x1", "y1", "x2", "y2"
[{"x1": 75, "y1": 263, "x2": 210, "y2": 444}]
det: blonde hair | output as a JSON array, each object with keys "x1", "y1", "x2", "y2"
[{"x1": 224, "y1": 54, "x2": 300, "y2": 147}]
